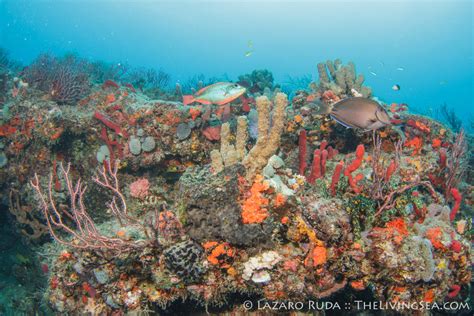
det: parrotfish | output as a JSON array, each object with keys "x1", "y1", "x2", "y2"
[
  {"x1": 329, "y1": 97, "x2": 391, "y2": 131},
  {"x1": 183, "y1": 82, "x2": 246, "y2": 106}
]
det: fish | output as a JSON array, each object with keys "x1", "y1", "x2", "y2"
[
  {"x1": 396, "y1": 67, "x2": 404, "y2": 71},
  {"x1": 369, "y1": 71, "x2": 377, "y2": 76},
  {"x1": 245, "y1": 40, "x2": 254, "y2": 57},
  {"x1": 392, "y1": 84, "x2": 400, "y2": 91},
  {"x1": 328, "y1": 97, "x2": 392, "y2": 131},
  {"x1": 182, "y1": 82, "x2": 246, "y2": 106}
]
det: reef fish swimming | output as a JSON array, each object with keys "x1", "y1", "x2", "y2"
[
  {"x1": 329, "y1": 97, "x2": 392, "y2": 131},
  {"x1": 183, "y1": 82, "x2": 246, "y2": 106}
]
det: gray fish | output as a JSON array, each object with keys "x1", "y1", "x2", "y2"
[{"x1": 330, "y1": 97, "x2": 391, "y2": 131}]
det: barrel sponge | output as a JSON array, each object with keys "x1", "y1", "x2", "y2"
[{"x1": 409, "y1": 236, "x2": 435, "y2": 282}]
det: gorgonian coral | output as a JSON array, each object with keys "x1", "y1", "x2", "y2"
[{"x1": 22, "y1": 54, "x2": 90, "y2": 104}]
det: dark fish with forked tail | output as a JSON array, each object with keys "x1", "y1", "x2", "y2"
[{"x1": 314, "y1": 97, "x2": 391, "y2": 131}]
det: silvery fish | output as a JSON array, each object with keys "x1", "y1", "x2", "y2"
[
  {"x1": 329, "y1": 97, "x2": 391, "y2": 131},
  {"x1": 183, "y1": 82, "x2": 246, "y2": 106}
]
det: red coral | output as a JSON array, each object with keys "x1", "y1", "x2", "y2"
[
  {"x1": 319, "y1": 149, "x2": 327, "y2": 177},
  {"x1": 384, "y1": 160, "x2": 397, "y2": 182},
  {"x1": 449, "y1": 188, "x2": 462, "y2": 221},
  {"x1": 327, "y1": 146, "x2": 337, "y2": 159},
  {"x1": 320, "y1": 140, "x2": 328, "y2": 151},
  {"x1": 308, "y1": 149, "x2": 321, "y2": 184},
  {"x1": 344, "y1": 144, "x2": 365, "y2": 193},
  {"x1": 447, "y1": 285, "x2": 461, "y2": 299},
  {"x1": 94, "y1": 111, "x2": 128, "y2": 138},
  {"x1": 450, "y1": 240, "x2": 462, "y2": 253},
  {"x1": 330, "y1": 161, "x2": 344, "y2": 196},
  {"x1": 407, "y1": 119, "x2": 430, "y2": 133},
  {"x1": 370, "y1": 218, "x2": 409, "y2": 245},
  {"x1": 425, "y1": 227, "x2": 445, "y2": 249},
  {"x1": 438, "y1": 148, "x2": 447, "y2": 168},
  {"x1": 102, "y1": 79, "x2": 119, "y2": 90},
  {"x1": 404, "y1": 136, "x2": 423, "y2": 155},
  {"x1": 124, "y1": 83, "x2": 136, "y2": 93},
  {"x1": 432, "y1": 138, "x2": 442, "y2": 148}
]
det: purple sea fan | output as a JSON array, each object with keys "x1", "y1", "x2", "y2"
[
  {"x1": 22, "y1": 53, "x2": 57, "y2": 91},
  {"x1": 22, "y1": 54, "x2": 91, "y2": 105},
  {"x1": 50, "y1": 63, "x2": 90, "y2": 104}
]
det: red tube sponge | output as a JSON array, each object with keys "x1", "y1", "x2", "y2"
[
  {"x1": 344, "y1": 144, "x2": 365, "y2": 193},
  {"x1": 344, "y1": 145, "x2": 365, "y2": 176},
  {"x1": 94, "y1": 111, "x2": 129, "y2": 138},
  {"x1": 385, "y1": 160, "x2": 397, "y2": 182},
  {"x1": 330, "y1": 161, "x2": 344, "y2": 196},
  {"x1": 449, "y1": 188, "x2": 462, "y2": 221},
  {"x1": 447, "y1": 285, "x2": 461, "y2": 298},
  {"x1": 308, "y1": 149, "x2": 321, "y2": 184},
  {"x1": 321, "y1": 150, "x2": 328, "y2": 177}
]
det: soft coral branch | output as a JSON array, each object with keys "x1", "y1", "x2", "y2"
[{"x1": 30, "y1": 162, "x2": 147, "y2": 256}]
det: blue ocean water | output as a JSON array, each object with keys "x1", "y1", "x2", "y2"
[{"x1": 0, "y1": 0, "x2": 472, "y2": 123}]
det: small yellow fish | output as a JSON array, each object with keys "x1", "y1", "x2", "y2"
[{"x1": 245, "y1": 40, "x2": 254, "y2": 57}]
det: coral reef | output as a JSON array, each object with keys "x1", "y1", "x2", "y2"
[{"x1": 0, "y1": 51, "x2": 471, "y2": 314}]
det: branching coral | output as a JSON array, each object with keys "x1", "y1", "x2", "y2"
[
  {"x1": 439, "y1": 103, "x2": 462, "y2": 133},
  {"x1": 30, "y1": 162, "x2": 151, "y2": 255},
  {"x1": 370, "y1": 135, "x2": 402, "y2": 200}
]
